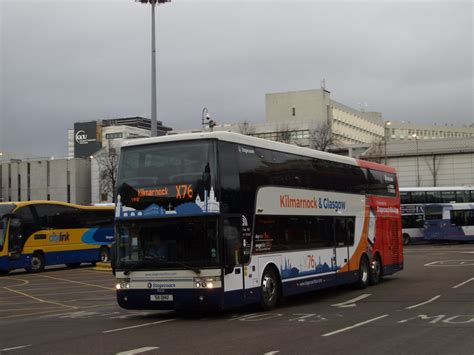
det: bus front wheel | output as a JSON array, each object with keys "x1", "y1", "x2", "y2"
[
  {"x1": 29, "y1": 253, "x2": 45, "y2": 273},
  {"x1": 260, "y1": 267, "x2": 281, "y2": 311},
  {"x1": 357, "y1": 256, "x2": 370, "y2": 289},
  {"x1": 99, "y1": 246, "x2": 110, "y2": 263}
]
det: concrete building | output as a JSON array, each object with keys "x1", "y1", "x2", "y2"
[
  {"x1": 362, "y1": 137, "x2": 474, "y2": 187},
  {"x1": 68, "y1": 116, "x2": 171, "y2": 158},
  {"x1": 263, "y1": 89, "x2": 384, "y2": 145},
  {"x1": 386, "y1": 121, "x2": 474, "y2": 141},
  {"x1": 173, "y1": 88, "x2": 386, "y2": 149},
  {"x1": 0, "y1": 156, "x2": 91, "y2": 204},
  {"x1": 88, "y1": 118, "x2": 172, "y2": 204},
  {"x1": 0, "y1": 117, "x2": 173, "y2": 204}
]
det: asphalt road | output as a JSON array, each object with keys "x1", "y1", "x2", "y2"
[{"x1": 1, "y1": 244, "x2": 473, "y2": 355}]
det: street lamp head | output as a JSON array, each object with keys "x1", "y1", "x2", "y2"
[{"x1": 135, "y1": 0, "x2": 171, "y2": 4}]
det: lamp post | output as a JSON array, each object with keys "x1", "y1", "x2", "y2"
[
  {"x1": 384, "y1": 121, "x2": 391, "y2": 165},
  {"x1": 412, "y1": 133, "x2": 420, "y2": 187},
  {"x1": 135, "y1": 0, "x2": 171, "y2": 137},
  {"x1": 201, "y1": 107, "x2": 217, "y2": 132},
  {"x1": 202, "y1": 107, "x2": 209, "y2": 131}
]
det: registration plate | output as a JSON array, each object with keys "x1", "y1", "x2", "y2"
[{"x1": 150, "y1": 294, "x2": 173, "y2": 301}]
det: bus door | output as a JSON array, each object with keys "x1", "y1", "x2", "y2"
[
  {"x1": 222, "y1": 217, "x2": 244, "y2": 298},
  {"x1": 334, "y1": 217, "x2": 354, "y2": 272},
  {"x1": 8, "y1": 217, "x2": 23, "y2": 262}
]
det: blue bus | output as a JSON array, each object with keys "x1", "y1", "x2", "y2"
[
  {"x1": 400, "y1": 186, "x2": 474, "y2": 244},
  {"x1": 424, "y1": 203, "x2": 474, "y2": 242},
  {"x1": 0, "y1": 201, "x2": 114, "y2": 274}
]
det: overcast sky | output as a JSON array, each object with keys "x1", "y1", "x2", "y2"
[{"x1": 1, "y1": 0, "x2": 473, "y2": 156}]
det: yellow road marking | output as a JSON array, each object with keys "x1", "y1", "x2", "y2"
[
  {"x1": 4, "y1": 287, "x2": 78, "y2": 310},
  {"x1": 0, "y1": 278, "x2": 30, "y2": 287},
  {"x1": 36, "y1": 274, "x2": 114, "y2": 290}
]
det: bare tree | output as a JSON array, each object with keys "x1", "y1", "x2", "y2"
[
  {"x1": 96, "y1": 148, "x2": 119, "y2": 202},
  {"x1": 308, "y1": 122, "x2": 340, "y2": 151},
  {"x1": 275, "y1": 124, "x2": 293, "y2": 144},
  {"x1": 237, "y1": 120, "x2": 256, "y2": 135}
]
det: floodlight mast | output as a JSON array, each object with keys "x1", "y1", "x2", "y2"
[{"x1": 135, "y1": 0, "x2": 171, "y2": 137}]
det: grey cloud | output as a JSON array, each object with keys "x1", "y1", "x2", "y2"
[{"x1": 1, "y1": 0, "x2": 472, "y2": 156}]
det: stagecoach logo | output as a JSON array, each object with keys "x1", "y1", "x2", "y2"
[
  {"x1": 238, "y1": 146, "x2": 255, "y2": 155},
  {"x1": 147, "y1": 282, "x2": 176, "y2": 289},
  {"x1": 75, "y1": 130, "x2": 96, "y2": 145}
]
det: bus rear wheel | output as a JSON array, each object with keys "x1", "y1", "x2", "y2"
[
  {"x1": 260, "y1": 267, "x2": 281, "y2": 311},
  {"x1": 369, "y1": 254, "x2": 382, "y2": 285},
  {"x1": 357, "y1": 256, "x2": 370, "y2": 289},
  {"x1": 29, "y1": 253, "x2": 45, "y2": 273},
  {"x1": 403, "y1": 234, "x2": 410, "y2": 245},
  {"x1": 99, "y1": 246, "x2": 110, "y2": 263}
]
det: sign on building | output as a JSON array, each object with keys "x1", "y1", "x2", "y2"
[{"x1": 74, "y1": 121, "x2": 102, "y2": 158}]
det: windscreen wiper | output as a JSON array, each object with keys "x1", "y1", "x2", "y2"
[
  {"x1": 122, "y1": 261, "x2": 148, "y2": 276},
  {"x1": 122, "y1": 259, "x2": 201, "y2": 275},
  {"x1": 122, "y1": 259, "x2": 164, "y2": 275}
]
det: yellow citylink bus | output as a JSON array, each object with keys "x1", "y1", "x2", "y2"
[{"x1": 0, "y1": 201, "x2": 114, "y2": 274}]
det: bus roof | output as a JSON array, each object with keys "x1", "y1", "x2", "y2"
[
  {"x1": 122, "y1": 131, "x2": 395, "y2": 173},
  {"x1": 0, "y1": 200, "x2": 114, "y2": 211},
  {"x1": 400, "y1": 186, "x2": 474, "y2": 192}
]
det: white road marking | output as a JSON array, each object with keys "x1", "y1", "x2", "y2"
[
  {"x1": 116, "y1": 346, "x2": 158, "y2": 355},
  {"x1": 0, "y1": 344, "x2": 32, "y2": 352},
  {"x1": 405, "y1": 295, "x2": 441, "y2": 309},
  {"x1": 331, "y1": 294, "x2": 371, "y2": 308},
  {"x1": 322, "y1": 314, "x2": 389, "y2": 337},
  {"x1": 103, "y1": 318, "x2": 179, "y2": 333},
  {"x1": 452, "y1": 277, "x2": 474, "y2": 289},
  {"x1": 264, "y1": 351, "x2": 280, "y2": 355},
  {"x1": 424, "y1": 260, "x2": 474, "y2": 267}
]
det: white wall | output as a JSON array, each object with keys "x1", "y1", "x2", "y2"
[{"x1": 389, "y1": 153, "x2": 474, "y2": 187}]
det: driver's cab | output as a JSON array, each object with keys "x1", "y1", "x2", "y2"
[
  {"x1": 0, "y1": 204, "x2": 36, "y2": 261},
  {"x1": 0, "y1": 213, "x2": 23, "y2": 259}
]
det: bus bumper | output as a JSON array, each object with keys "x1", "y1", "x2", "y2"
[{"x1": 116, "y1": 288, "x2": 224, "y2": 311}]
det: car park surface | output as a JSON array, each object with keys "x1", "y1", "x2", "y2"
[{"x1": 1, "y1": 244, "x2": 473, "y2": 355}]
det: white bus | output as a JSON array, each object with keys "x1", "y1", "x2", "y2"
[
  {"x1": 400, "y1": 186, "x2": 474, "y2": 244},
  {"x1": 113, "y1": 132, "x2": 403, "y2": 311}
]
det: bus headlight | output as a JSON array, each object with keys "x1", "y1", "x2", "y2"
[
  {"x1": 193, "y1": 276, "x2": 220, "y2": 289},
  {"x1": 116, "y1": 281, "x2": 130, "y2": 290}
]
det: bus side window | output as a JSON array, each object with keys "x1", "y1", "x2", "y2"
[{"x1": 467, "y1": 211, "x2": 474, "y2": 226}]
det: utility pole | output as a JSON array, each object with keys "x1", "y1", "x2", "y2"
[{"x1": 135, "y1": 0, "x2": 171, "y2": 136}]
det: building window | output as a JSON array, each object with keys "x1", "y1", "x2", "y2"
[
  {"x1": 105, "y1": 132, "x2": 123, "y2": 140},
  {"x1": 292, "y1": 107, "x2": 296, "y2": 117}
]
